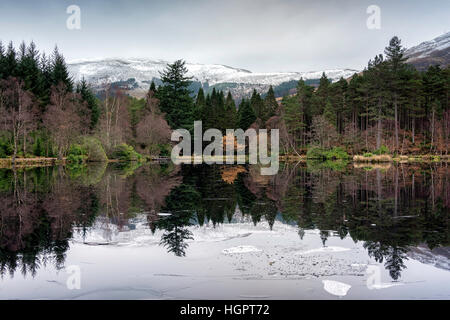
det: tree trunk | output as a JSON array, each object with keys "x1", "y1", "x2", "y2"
[
  {"x1": 23, "y1": 128, "x2": 27, "y2": 156},
  {"x1": 394, "y1": 96, "x2": 399, "y2": 152},
  {"x1": 377, "y1": 100, "x2": 382, "y2": 150},
  {"x1": 430, "y1": 107, "x2": 435, "y2": 152}
]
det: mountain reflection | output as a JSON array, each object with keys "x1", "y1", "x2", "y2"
[{"x1": 0, "y1": 162, "x2": 448, "y2": 280}]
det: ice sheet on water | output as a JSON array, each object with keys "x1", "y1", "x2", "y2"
[
  {"x1": 222, "y1": 245, "x2": 262, "y2": 254},
  {"x1": 322, "y1": 280, "x2": 352, "y2": 297},
  {"x1": 295, "y1": 246, "x2": 351, "y2": 255}
]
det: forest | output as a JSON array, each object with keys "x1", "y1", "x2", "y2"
[{"x1": 0, "y1": 36, "x2": 449, "y2": 167}]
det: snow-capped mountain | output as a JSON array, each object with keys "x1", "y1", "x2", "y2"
[
  {"x1": 405, "y1": 31, "x2": 450, "y2": 70},
  {"x1": 67, "y1": 58, "x2": 357, "y2": 99}
]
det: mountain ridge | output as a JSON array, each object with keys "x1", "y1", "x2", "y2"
[
  {"x1": 405, "y1": 31, "x2": 450, "y2": 70},
  {"x1": 67, "y1": 58, "x2": 357, "y2": 99},
  {"x1": 68, "y1": 32, "x2": 450, "y2": 99}
]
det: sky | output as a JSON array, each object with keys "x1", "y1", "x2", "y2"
[{"x1": 0, "y1": 0, "x2": 449, "y2": 72}]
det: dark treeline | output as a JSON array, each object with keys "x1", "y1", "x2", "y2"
[
  {"x1": 1, "y1": 36, "x2": 449, "y2": 164},
  {"x1": 153, "y1": 36, "x2": 449, "y2": 157},
  {"x1": 153, "y1": 59, "x2": 278, "y2": 134},
  {"x1": 280, "y1": 37, "x2": 450, "y2": 155},
  {"x1": 0, "y1": 41, "x2": 172, "y2": 165}
]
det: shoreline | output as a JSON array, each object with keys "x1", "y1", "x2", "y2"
[{"x1": 0, "y1": 154, "x2": 448, "y2": 169}]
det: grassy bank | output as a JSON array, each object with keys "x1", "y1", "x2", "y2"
[{"x1": 0, "y1": 157, "x2": 63, "y2": 168}]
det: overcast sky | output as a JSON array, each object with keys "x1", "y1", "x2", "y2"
[{"x1": 1, "y1": 0, "x2": 449, "y2": 72}]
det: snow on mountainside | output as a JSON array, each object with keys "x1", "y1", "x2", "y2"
[
  {"x1": 67, "y1": 58, "x2": 357, "y2": 98},
  {"x1": 405, "y1": 31, "x2": 450, "y2": 70}
]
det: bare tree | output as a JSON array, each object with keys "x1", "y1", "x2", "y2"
[
  {"x1": 0, "y1": 78, "x2": 36, "y2": 166},
  {"x1": 43, "y1": 83, "x2": 83, "y2": 159},
  {"x1": 136, "y1": 90, "x2": 171, "y2": 155},
  {"x1": 310, "y1": 115, "x2": 338, "y2": 149},
  {"x1": 98, "y1": 84, "x2": 131, "y2": 150}
]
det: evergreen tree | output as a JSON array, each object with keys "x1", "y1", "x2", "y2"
[
  {"x1": 51, "y1": 46, "x2": 73, "y2": 92},
  {"x1": 17, "y1": 42, "x2": 43, "y2": 99},
  {"x1": 157, "y1": 60, "x2": 194, "y2": 130},
  {"x1": 366, "y1": 54, "x2": 390, "y2": 149},
  {"x1": 238, "y1": 98, "x2": 256, "y2": 130},
  {"x1": 250, "y1": 89, "x2": 265, "y2": 121},
  {"x1": 149, "y1": 81, "x2": 156, "y2": 92},
  {"x1": 313, "y1": 72, "x2": 330, "y2": 115},
  {"x1": 76, "y1": 78, "x2": 100, "y2": 130},
  {"x1": 384, "y1": 36, "x2": 407, "y2": 151},
  {"x1": 264, "y1": 85, "x2": 278, "y2": 121},
  {"x1": 223, "y1": 91, "x2": 237, "y2": 130},
  {"x1": 193, "y1": 87, "x2": 206, "y2": 122},
  {"x1": 4, "y1": 42, "x2": 18, "y2": 78}
]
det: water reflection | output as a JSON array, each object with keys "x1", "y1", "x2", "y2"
[{"x1": 0, "y1": 162, "x2": 448, "y2": 281}]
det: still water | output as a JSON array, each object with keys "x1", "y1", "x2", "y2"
[{"x1": 0, "y1": 162, "x2": 448, "y2": 299}]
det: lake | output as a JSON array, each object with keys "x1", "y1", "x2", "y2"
[{"x1": 0, "y1": 161, "x2": 448, "y2": 299}]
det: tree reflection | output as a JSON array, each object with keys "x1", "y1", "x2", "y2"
[{"x1": 0, "y1": 162, "x2": 448, "y2": 281}]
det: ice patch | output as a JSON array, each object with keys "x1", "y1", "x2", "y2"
[
  {"x1": 222, "y1": 245, "x2": 262, "y2": 254},
  {"x1": 371, "y1": 282, "x2": 404, "y2": 289},
  {"x1": 295, "y1": 246, "x2": 351, "y2": 255},
  {"x1": 322, "y1": 280, "x2": 352, "y2": 297}
]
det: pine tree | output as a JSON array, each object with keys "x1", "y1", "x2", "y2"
[
  {"x1": 0, "y1": 41, "x2": 5, "y2": 79},
  {"x1": 149, "y1": 81, "x2": 156, "y2": 92},
  {"x1": 250, "y1": 89, "x2": 265, "y2": 121},
  {"x1": 366, "y1": 54, "x2": 390, "y2": 149},
  {"x1": 313, "y1": 72, "x2": 330, "y2": 115},
  {"x1": 282, "y1": 94, "x2": 304, "y2": 154},
  {"x1": 51, "y1": 46, "x2": 73, "y2": 92},
  {"x1": 223, "y1": 91, "x2": 237, "y2": 130},
  {"x1": 384, "y1": 36, "x2": 407, "y2": 151},
  {"x1": 194, "y1": 87, "x2": 206, "y2": 122},
  {"x1": 323, "y1": 98, "x2": 336, "y2": 127},
  {"x1": 157, "y1": 60, "x2": 194, "y2": 130},
  {"x1": 238, "y1": 99, "x2": 256, "y2": 130},
  {"x1": 17, "y1": 42, "x2": 43, "y2": 99},
  {"x1": 4, "y1": 42, "x2": 18, "y2": 78},
  {"x1": 76, "y1": 78, "x2": 100, "y2": 130},
  {"x1": 263, "y1": 85, "x2": 278, "y2": 121}
]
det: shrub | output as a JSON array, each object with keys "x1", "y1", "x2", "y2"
[
  {"x1": 307, "y1": 146, "x2": 349, "y2": 160},
  {"x1": 0, "y1": 139, "x2": 12, "y2": 158},
  {"x1": 363, "y1": 152, "x2": 373, "y2": 157},
  {"x1": 67, "y1": 144, "x2": 87, "y2": 164},
  {"x1": 324, "y1": 147, "x2": 349, "y2": 160},
  {"x1": 33, "y1": 137, "x2": 44, "y2": 157},
  {"x1": 158, "y1": 144, "x2": 171, "y2": 157},
  {"x1": 306, "y1": 146, "x2": 326, "y2": 160},
  {"x1": 80, "y1": 137, "x2": 108, "y2": 162},
  {"x1": 373, "y1": 145, "x2": 389, "y2": 155},
  {"x1": 111, "y1": 144, "x2": 142, "y2": 162}
]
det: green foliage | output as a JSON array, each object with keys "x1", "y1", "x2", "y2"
[
  {"x1": 76, "y1": 79, "x2": 100, "y2": 130},
  {"x1": 111, "y1": 143, "x2": 142, "y2": 162},
  {"x1": 373, "y1": 145, "x2": 389, "y2": 155},
  {"x1": 307, "y1": 146, "x2": 349, "y2": 160},
  {"x1": 363, "y1": 152, "x2": 374, "y2": 157},
  {"x1": 307, "y1": 159, "x2": 349, "y2": 172},
  {"x1": 238, "y1": 98, "x2": 256, "y2": 130},
  {"x1": 158, "y1": 143, "x2": 171, "y2": 157},
  {"x1": 80, "y1": 137, "x2": 108, "y2": 162},
  {"x1": 0, "y1": 138, "x2": 12, "y2": 158},
  {"x1": 67, "y1": 144, "x2": 87, "y2": 164},
  {"x1": 32, "y1": 137, "x2": 44, "y2": 157},
  {"x1": 156, "y1": 60, "x2": 194, "y2": 130},
  {"x1": 324, "y1": 147, "x2": 349, "y2": 160},
  {"x1": 306, "y1": 146, "x2": 326, "y2": 160}
]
